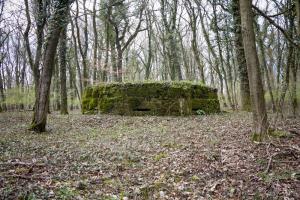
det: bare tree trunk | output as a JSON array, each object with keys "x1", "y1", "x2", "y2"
[
  {"x1": 178, "y1": 30, "x2": 191, "y2": 80},
  {"x1": 111, "y1": 40, "x2": 117, "y2": 82},
  {"x1": 0, "y1": 63, "x2": 6, "y2": 111},
  {"x1": 292, "y1": 0, "x2": 300, "y2": 116},
  {"x1": 30, "y1": 0, "x2": 71, "y2": 132},
  {"x1": 75, "y1": 0, "x2": 89, "y2": 88},
  {"x1": 256, "y1": 22, "x2": 276, "y2": 112},
  {"x1": 102, "y1": 5, "x2": 113, "y2": 82},
  {"x1": 68, "y1": 60, "x2": 75, "y2": 110},
  {"x1": 232, "y1": 2, "x2": 252, "y2": 108},
  {"x1": 275, "y1": 28, "x2": 283, "y2": 106},
  {"x1": 24, "y1": 0, "x2": 46, "y2": 101},
  {"x1": 161, "y1": 0, "x2": 182, "y2": 81},
  {"x1": 224, "y1": 20, "x2": 236, "y2": 109},
  {"x1": 92, "y1": 0, "x2": 98, "y2": 84},
  {"x1": 212, "y1": 0, "x2": 233, "y2": 108},
  {"x1": 240, "y1": 0, "x2": 268, "y2": 135},
  {"x1": 278, "y1": 7, "x2": 295, "y2": 117},
  {"x1": 20, "y1": 51, "x2": 26, "y2": 110},
  {"x1": 59, "y1": 26, "x2": 68, "y2": 115},
  {"x1": 103, "y1": 22, "x2": 109, "y2": 82},
  {"x1": 196, "y1": 3, "x2": 226, "y2": 106},
  {"x1": 54, "y1": 57, "x2": 60, "y2": 111},
  {"x1": 278, "y1": 43, "x2": 293, "y2": 117},
  {"x1": 70, "y1": 15, "x2": 83, "y2": 97},
  {"x1": 145, "y1": 9, "x2": 153, "y2": 80},
  {"x1": 185, "y1": 0, "x2": 205, "y2": 83}
]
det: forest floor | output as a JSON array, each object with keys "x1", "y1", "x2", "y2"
[{"x1": 0, "y1": 111, "x2": 299, "y2": 200}]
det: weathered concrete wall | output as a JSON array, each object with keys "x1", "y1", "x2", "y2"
[{"x1": 82, "y1": 82, "x2": 220, "y2": 115}]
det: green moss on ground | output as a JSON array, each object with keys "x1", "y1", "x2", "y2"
[{"x1": 82, "y1": 82, "x2": 220, "y2": 115}]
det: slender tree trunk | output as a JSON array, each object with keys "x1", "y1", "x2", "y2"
[
  {"x1": 186, "y1": 0, "x2": 205, "y2": 83},
  {"x1": 103, "y1": 21, "x2": 110, "y2": 82},
  {"x1": 240, "y1": 0, "x2": 268, "y2": 135},
  {"x1": 20, "y1": 55, "x2": 26, "y2": 110},
  {"x1": 102, "y1": 5, "x2": 113, "y2": 82},
  {"x1": 278, "y1": 43, "x2": 293, "y2": 117},
  {"x1": 59, "y1": 26, "x2": 68, "y2": 114},
  {"x1": 54, "y1": 58, "x2": 60, "y2": 111},
  {"x1": 67, "y1": 56, "x2": 80, "y2": 110},
  {"x1": 224, "y1": 24, "x2": 235, "y2": 109},
  {"x1": 145, "y1": 9, "x2": 153, "y2": 80},
  {"x1": 75, "y1": 0, "x2": 89, "y2": 88},
  {"x1": 70, "y1": 16, "x2": 83, "y2": 98},
  {"x1": 212, "y1": 0, "x2": 233, "y2": 108},
  {"x1": 292, "y1": 0, "x2": 300, "y2": 116},
  {"x1": 256, "y1": 23, "x2": 276, "y2": 112},
  {"x1": 31, "y1": 0, "x2": 71, "y2": 132},
  {"x1": 0, "y1": 64, "x2": 6, "y2": 111},
  {"x1": 178, "y1": 30, "x2": 191, "y2": 80},
  {"x1": 92, "y1": 0, "x2": 98, "y2": 84},
  {"x1": 161, "y1": 0, "x2": 182, "y2": 81},
  {"x1": 197, "y1": 4, "x2": 226, "y2": 106},
  {"x1": 278, "y1": 8, "x2": 295, "y2": 117},
  {"x1": 115, "y1": 29, "x2": 123, "y2": 82},
  {"x1": 275, "y1": 28, "x2": 283, "y2": 106},
  {"x1": 111, "y1": 41, "x2": 117, "y2": 82}
]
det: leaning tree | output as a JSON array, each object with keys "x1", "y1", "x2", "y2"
[{"x1": 31, "y1": 0, "x2": 73, "y2": 132}]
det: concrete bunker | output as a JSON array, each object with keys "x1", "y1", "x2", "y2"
[{"x1": 82, "y1": 82, "x2": 220, "y2": 116}]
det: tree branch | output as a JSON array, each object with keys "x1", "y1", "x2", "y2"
[{"x1": 252, "y1": 5, "x2": 299, "y2": 48}]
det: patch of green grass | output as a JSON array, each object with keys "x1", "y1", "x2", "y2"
[
  {"x1": 256, "y1": 159, "x2": 267, "y2": 165},
  {"x1": 153, "y1": 152, "x2": 167, "y2": 162},
  {"x1": 258, "y1": 170, "x2": 299, "y2": 183},
  {"x1": 27, "y1": 192, "x2": 38, "y2": 200},
  {"x1": 57, "y1": 186, "x2": 77, "y2": 200},
  {"x1": 173, "y1": 175, "x2": 182, "y2": 183},
  {"x1": 269, "y1": 130, "x2": 291, "y2": 138},
  {"x1": 251, "y1": 132, "x2": 264, "y2": 142},
  {"x1": 103, "y1": 178, "x2": 115, "y2": 186},
  {"x1": 208, "y1": 137, "x2": 220, "y2": 146},
  {"x1": 251, "y1": 130, "x2": 291, "y2": 142},
  {"x1": 196, "y1": 109, "x2": 206, "y2": 116},
  {"x1": 191, "y1": 175, "x2": 200, "y2": 182},
  {"x1": 162, "y1": 142, "x2": 182, "y2": 149}
]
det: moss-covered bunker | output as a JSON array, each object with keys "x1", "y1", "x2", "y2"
[{"x1": 82, "y1": 82, "x2": 220, "y2": 115}]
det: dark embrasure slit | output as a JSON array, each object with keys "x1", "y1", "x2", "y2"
[{"x1": 134, "y1": 108, "x2": 151, "y2": 112}]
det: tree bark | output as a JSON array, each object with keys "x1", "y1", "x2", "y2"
[
  {"x1": 0, "y1": 63, "x2": 6, "y2": 111},
  {"x1": 278, "y1": 5, "x2": 296, "y2": 117},
  {"x1": 59, "y1": 26, "x2": 68, "y2": 115},
  {"x1": 185, "y1": 0, "x2": 205, "y2": 83},
  {"x1": 212, "y1": 0, "x2": 233, "y2": 108},
  {"x1": 54, "y1": 57, "x2": 60, "y2": 111},
  {"x1": 75, "y1": 0, "x2": 89, "y2": 88},
  {"x1": 24, "y1": 0, "x2": 46, "y2": 101},
  {"x1": 70, "y1": 15, "x2": 83, "y2": 98},
  {"x1": 161, "y1": 0, "x2": 182, "y2": 81},
  {"x1": 92, "y1": 0, "x2": 98, "y2": 85},
  {"x1": 30, "y1": 0, "x2": 72, "y2": 132},
  {"x1": 256, "y1": 22, "x2": 276, "y2": 112},
  {"x1": 240, "y1": 0, "x2": 268, "y2": 135},
  {"x1": 232, "y1": 0, "x2": 251, "y2": 111}
]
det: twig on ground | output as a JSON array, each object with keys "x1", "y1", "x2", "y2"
[
  {"x1": 0, "y1": 162, "x2": 46, "y2": 167},
  {"x1": 3, "y1": 174, "x2": 46, "y2": 180}
]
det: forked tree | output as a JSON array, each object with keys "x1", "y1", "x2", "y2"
[{"x1": 30, "y1": 0, "x2": 73, "y2": 132}]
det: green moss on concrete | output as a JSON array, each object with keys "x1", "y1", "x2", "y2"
[
  {"x1": 82, "y1": 82, "x2": 220, "y2": 115},
  {"x1": 98, "y1": 97, "x2": 123, "y2": 113},
  {"x1": 191, "y1": 99, "x2": 220, "y2": 114}
]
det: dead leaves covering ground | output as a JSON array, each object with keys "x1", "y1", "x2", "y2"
[{"x1": 0, "y1": 111, "x2": 299, "y2": 200}]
